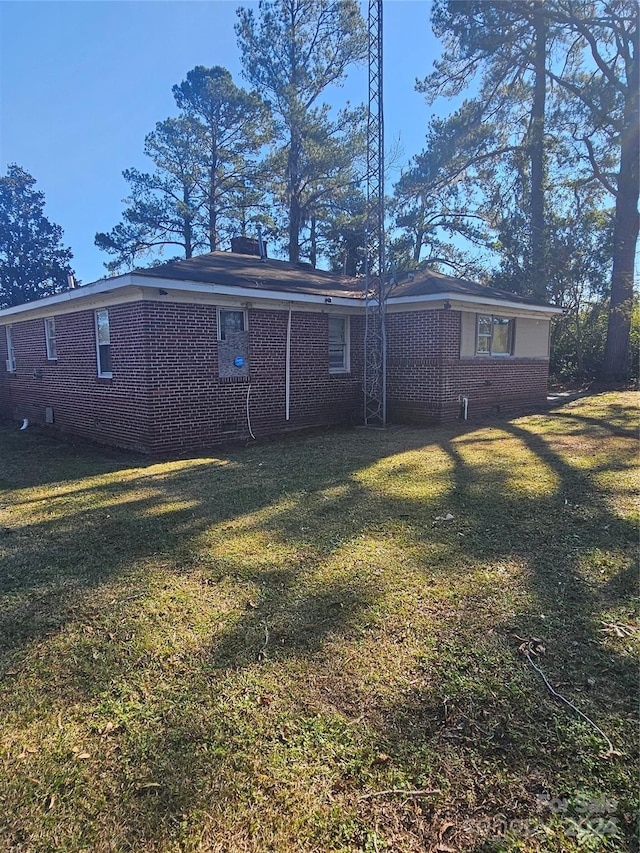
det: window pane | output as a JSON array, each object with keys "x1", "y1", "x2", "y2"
[
  {"x1": 220, "y1": 310, "x2": 245, "y2": 339},
  {"x1": 477, "y1": 316, "x2": 492, "y2": 336},
  {"x1": 329, "y1": 347, "x2": 345, "y2": 369},
  {"x1": 6, "y1": 326, "x2": 15, "y2": 370},
  {"x1": 96, "y1": 310, "x2": 110, "y2": 345},
  {"x1": 492, "y1": 317, "x2": 511, "y2": 354},
  {"x1": 476, "y1": 315, "x2": 492, "y2": 354},
  {"x1": 99, "y1": 344, "x2": 112, "y2": 375},
  {"x1": 46, "y1": 318, "x2": 57, "y2": 359},
  {"x1": 328, "y1": 317, "x2": 347, "y2": 370},
  {"x1": 328, "y1": 316, "x2": 346, "y2": 344}
]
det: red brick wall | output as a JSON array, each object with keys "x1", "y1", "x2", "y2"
[
  {"x1": 0, "y1": 301, "x2": 364, "y2": 454},
  {"x1": 146, "y1": 304, "x2": 364, "y2": 454},
  {"x1": 386, "y1": 308, "x2": 549, "y2": 424},
  {"x1": 0, "y1": 305, "x2": 152, "y2": 452},
  {"x1": 0, "y1": 301, "x2": 550, "y2": 452}
]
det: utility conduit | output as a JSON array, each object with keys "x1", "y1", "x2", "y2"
[{"x1": 285, "y1": 305, "x2": 292, "y2": 421}]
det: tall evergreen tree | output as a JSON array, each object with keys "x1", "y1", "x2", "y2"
[
  {"x1": 95, "y1": 116, "x2": 207, "y2": 272},
  {"x1": 420, "y1": 0, "x2": 558, "y2": 300},
  {"x1": 172, "y1": 65, "x2": 271, "y2": 252},
  {"x1": 421, "y1": 0, "x2": 637, "y2": 379},
  {"x1": 0, "y1": 165, "x2": 74, "y2": 309},
  {"x1": 96, "y1": 66, "x2": 270, "y2": 272},
  {"x1": 391, "y1": 101, "x2": 501, "y2": 275},
  {"x1": 545, "y1": 0, "x2": 638, "y2": 381},
  {"x1": 235, "y1": 0, "x2": 367, "y2": 263}
]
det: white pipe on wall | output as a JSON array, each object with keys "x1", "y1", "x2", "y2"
[
  {"x1": 459, "y1": 395, "x2": 469, "y2": 420},
  {"x1": 246, "y1": 384, "x2": 256, "y2": 439},
  {"x1": 285, "y1": 305, "x2": 292, "y2": 421}
]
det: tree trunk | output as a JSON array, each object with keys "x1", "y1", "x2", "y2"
[
  {"x1": 310, "y1": 214, "x2": 317, "y2": 267},
  {"x1": 209, "y1": 169, "x2": 217, "y2": 252},
  {"x1": 209, "y1": 139, "x2": 218, "y2": 252},
  {"x1": 574, "y1": 307, "x2": 584, "y2": 375},
  {"x1": 413, "y1": 220, "x2": 425, "y2": 263},
  {"x1": 530, "y1": 1, "x2": 547, "y2": 302},
  {"x1": 289, "y1": 195, "x2": 301, "y2": 264},
  {"x1": 602, "y1": 36, "x2": 639, "y2": 382},
  {"x1": 287, "y1": 135, "x2": 301, "y2": 263},
  {"x1": 183, "y1": 189, "x2": 193, "y2": 259}
]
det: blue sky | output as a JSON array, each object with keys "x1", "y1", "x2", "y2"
[{"x1": 0, "y1": 1, "x2": 444, "y2": 283}]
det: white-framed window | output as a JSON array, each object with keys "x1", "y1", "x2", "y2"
[
  {"x1": 45, "y1": 317, "x2": 57, "y2": 360},
  {"x1": 217, "y1": 308, "x2": 247, "y2": 341},
  {"x1": 5, "y1": 326, "x2": 16, "y2": 372},
  {"x1": 95, "y1": 309, "x2": 112, "y2": 377},
  {"x1": 328, "y1": 315, "x2": 350, "y2": 372},
  {"x1": 476, "y1": 314, "x2": 514, "y2": 356}
]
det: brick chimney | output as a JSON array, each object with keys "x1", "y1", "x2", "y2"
[{"x1": 230, "y1": 236, "x2": 267, "y2": 257}]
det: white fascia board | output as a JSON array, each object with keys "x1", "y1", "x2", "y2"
[
  {"x1": 129, "y1": 274, "x2": 364, "y2": 308},
  {"x1": 141, "y1": 287, "x2": 357, "y2": 315},
  {"x1": 386, "y1": 292, "x2": 563, "y2": 318},
  {"x1": 0, "y1": 274, "x2": 137, "y2": 322},
  {"x1": 0, "y1": 273, "x2": 364, "y2": 324}
]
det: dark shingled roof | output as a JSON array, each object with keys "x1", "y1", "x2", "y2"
[
  {"x1": 134, "y1": 250, "x2": 555, "y2": 309},
  {"x1": 134, "y1": 251, "x2": 363, "y2": 299},
  {"x1": 387, "y1": 267, "x2": 553, "y2": 308}
]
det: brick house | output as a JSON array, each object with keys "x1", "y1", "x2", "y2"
[{"x1": 0, "y1": 247, "x2": 561, "y2": 454}]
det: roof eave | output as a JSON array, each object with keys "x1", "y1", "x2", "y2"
[
  {"x1": 0, "y1": 273, "x2": 364, "y2": 321},
  {"x1": 386, "y1": 291, "x2": 563, "y2": 317},
  {"x1": 129, "y1": 274, "x2": 363, "y2": 306},
  {"x1": 0, "y1": 274, "x2": 136, "y2": 319},
  {"x1": 0, "y1": 271, "x2": 563, "y2": 322}
]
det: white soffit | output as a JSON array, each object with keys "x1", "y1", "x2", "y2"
[
  {"x1": 0, "y1": 273, "x2": 562, "y2": 322},
  {"x1": 386, "y1": 292, "x2": 563, "y2": 318}
]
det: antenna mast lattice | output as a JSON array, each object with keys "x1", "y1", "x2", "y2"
[{"x1": 363, "y1": 0, "x2": 386, "y2": 426}]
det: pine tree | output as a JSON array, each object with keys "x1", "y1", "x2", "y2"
[
  {"x1": 0, "y1": 165, "x2": 74, "y2": 308},
  {"x1": 545, "y1": 0, "x2": 638, "y2": 381},
  {"x1": 96, "y1": 66, "x2": 270, "y2": 272},
  {"x1": 172, "y1": 65, "x2": 271, "y2": 252},
  {"x1": 420, "y1": 0, "x2": 558, "y2": 300},
  {"x1": 235, "y1": 0, "x2": 367, "y2": 263},
  {"x1": 95, "y1": 117, "x2": 207, "y2": 272}
]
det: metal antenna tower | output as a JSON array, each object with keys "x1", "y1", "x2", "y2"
[{"x1": 363, "y1": 0, "x2": 386, "y2": 426}]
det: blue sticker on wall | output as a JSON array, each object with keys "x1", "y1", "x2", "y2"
[{"x1": 234, "y1": 356, "x2": 245, "y2": 368}]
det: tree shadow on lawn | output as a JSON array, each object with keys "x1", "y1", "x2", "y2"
[
  {"x1": 0, "y1": 422, "x2": 447, "y2": 669},
  {"x1": 0, "y1": 419, "x2": 152, "y2": 491},
  {"x1": 1, "y1": 404, "x2": 637, "y2": 851},
  {"x1": 438, "y1": 417, "x2": 637, "y2": 709},
  {"x1": 550, "y1": 410, "x2": 638, "y2": 440},
  {"x1": 91, "y1": 409, "x2": 638, "y2": 850},
  {"x1": 0, "y1": 420, "x2": 474, "y2": 850},
  {"x1": 373, "y1": 417, "x2": 638, "y2": 850}
]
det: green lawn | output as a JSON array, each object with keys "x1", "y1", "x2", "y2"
[{"x1": 0, "y1": 392, "x2": 638, "y2": 853}]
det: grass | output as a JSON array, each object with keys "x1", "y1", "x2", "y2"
[{"x1": 0, "y1": 391, "x2": 637, "y2": 853}]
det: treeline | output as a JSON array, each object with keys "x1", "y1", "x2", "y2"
[
  {"x1": 392, "y1": 0, "x2": 638, "y2": 382},
  {"x1": 95, "y1": 0, "x2": 637, "y2": 382},
  {"x1": 1, "y1": 0, "x2": 636, "y2": 381},
  {"x1": 95, "y1": 1, "x2": 368, "y2": 274}
]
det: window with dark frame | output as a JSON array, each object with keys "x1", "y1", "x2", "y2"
[
  {"x1": 95, "y1": 309, "x2": 112, "y2": 377},
  {"x1": 5, "y1": 326, "x2": 16, "y2": 372},
  {"x1": 328, "y1": 316, "x2": 349, "y2": 372},
  {"x1": 45, "y1": 317, "x2": 57, "y2": 360},
  {"x1": 476, "y1": 314, "x2": 514, "y2": 356},
  {"x1": 218, "y1": 309, "x2": 246, "y2": 340}
]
